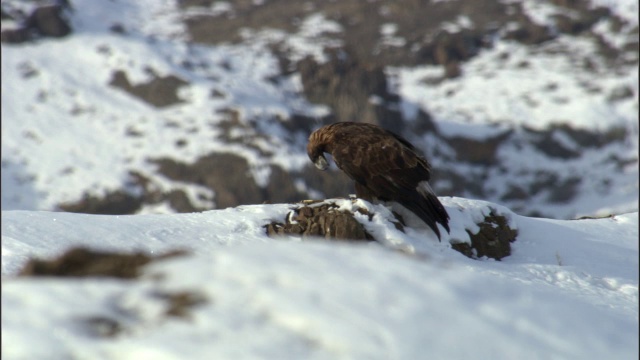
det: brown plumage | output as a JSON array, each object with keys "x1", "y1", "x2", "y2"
[{"x1": 307, "y1": 122, "x2": 450, "y2": 240}]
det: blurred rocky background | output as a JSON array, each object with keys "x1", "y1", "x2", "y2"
[{"x1": 1, "y1": 0, "x2": 638, "y2": 218}]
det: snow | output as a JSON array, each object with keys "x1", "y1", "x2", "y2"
[
  {"x1": 239, "y1": 13, "x2": 344, "y2": 63},
  {"x1": 391, "y1": 38, "x2": 638, "y2": 134},
  {"x1": 2, "y1": 198, "x2": 638, "y2": 359}
]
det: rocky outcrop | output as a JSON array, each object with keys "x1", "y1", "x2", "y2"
[
  {"x1": 266, "y1": 200, "x2": 518, "y2": 260},
  {"x1": 265, "y1": 201, "x2": 375, "y2": 241},
  {"x1": 450, "y1": 213, "x2": 518, "y2": 260},
  {"x1": 1, "y1": 2, "x2": 72, "y2": 44}
]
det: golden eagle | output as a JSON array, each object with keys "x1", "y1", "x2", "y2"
[{"x1": 307, "y1": 122, "x2": 450, "y2": 240}]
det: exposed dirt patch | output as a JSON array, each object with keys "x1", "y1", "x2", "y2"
[
  {"x1": 109, "y1": 70, "x2": 189, "y2": 108},
  {"x1": 19, "y1": 247, "x2": 188, "y2": 279},
  {"x1": 58, "y1": 190, "x2": 144, "y2": 215}
]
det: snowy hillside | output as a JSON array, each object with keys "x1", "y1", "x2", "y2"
[
  {"x1": 2, "y1": 198, "x2": 638, "y2": 359},
  {"x1": 2, "y1": 1, "x2": 638, "y2": 358},
  {"x1": 1, "y1": 0, "x2": 638, "y2": 219}
]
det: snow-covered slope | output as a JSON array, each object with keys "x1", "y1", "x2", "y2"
[
  {"x1": 1, "y1": 0, "x2": 326, "y2": 211},
  {"x1": 2, "y1": 198, "x2": 638, "y2": 359},
  {"x1": 1, "y1": 0, "x2": 638, "y2": 219}
]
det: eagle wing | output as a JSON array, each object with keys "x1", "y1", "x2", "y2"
[{"x1": 330, "y1": 127, "x2": 450, "y2": 238}]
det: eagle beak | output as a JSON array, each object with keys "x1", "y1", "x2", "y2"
[{"x1": 314, "y1": 155, "x2": 329, "y2": 170}]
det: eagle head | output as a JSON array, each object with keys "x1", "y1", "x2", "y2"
[
  {"x1": 307, "y1": 143, "x2": 329, "y2": 170},
  {"x1": 307, "y1": 131, "x2": 330, "y2": 171}
]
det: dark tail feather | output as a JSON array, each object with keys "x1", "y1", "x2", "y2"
[{"x1": 405, "y1": 192, "x2": 450, "y2": 241}]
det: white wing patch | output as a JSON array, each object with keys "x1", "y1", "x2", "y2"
[{"x1": 389, "y1": 201, "x2": 429, "y2": 229}]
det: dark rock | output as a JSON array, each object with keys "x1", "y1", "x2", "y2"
[
  {"x1": 109, "y1": 23, "x2": 126, "y2": 34},
  {"x1": 1, "y1": 27, "x2": 32, "y2": 44},
  {"x1": 501, "y1": 185, "x2": 529, "y2": 201},
  {"x1": 58, "y1": 190, "x2": 143, "y2": 215},
  {"x1": 279, "y1": 113, "x2": 333, "y2": 136},
  {"x1": 58, "y1": 154, "x2": 309, "y2": 214},
  {"x1": 152, "y1": 290, "x2": 208, "y2": 319},
  {"x1": 154, "y1": 153, "x2": 263, "y2": 209},
  {"x1": 553, "y1": 124, "x2": 627, "y2": 148},
  {"x1": 296, "y1": 52, "x2": 389, "y2": 103},
  {"x1": 529, "y1": 171, "x2": 560, "y2": 196},
  {"x1": 264, "y1": 166, "x2": 308, "y2": 204},
  {"x1": 433, "y1": 168, "x2": 486, "y2": 199},
  {"x1": 82, "y1": 316, "x2": 124, "y2": 338},
  {"x1": 410, "y1": 109, "x2": 439, "y2": 135},
  {"x1": 447, "y1": 131, "x2": 511, "y2": 165},
  {"x1": 125, "y1": 171, "x2": 204, "y2": 213},
  {"x1": 547, "y1": 177, "x2": 581, "y2": 203},
  {"x1": 23, "y1": 5, "x2": 72, "y2": 38},
  {"x1": 554, "y1": 6, "x2": 610, "y2": 35},
  {"x1": 165, "y1": 190, "x2": 202, "y2": 213},
  {"x1": 214, "y1": 108, "x2": 303, "y2": 157},
  {"x1": 608, "y1": 86, "x2": 634, "y2": 102},
  {"x1": 417, "y1": 29, "x2": 487, "y2": 77},
  {"x1": 298, "y1": 165, "x2": 355, "y2": 200},
  {"x1": 525, "y1": 127, "x2": 581, "y2": 159},
  {"x1": 266, "y1": 201, "x2": 374, "y2": 241},
  {"x1": 1, "y1": 3, "x2": 72, "y2": 43},
  {"x1": 109, "y1": 70, "x2": 189, "y2": 108},
  {"x1": 178, "y1": 0, "x2": 505, "y2": 68},
  {"x1": 153, "y1": 153, "x2": 306, "y2": 209},
  {"x1": 504, "y1": 13, "x2": 555, "y2": 45},
  {"x1": 444, "y1": 61, "x2": 462, "y2": 78},
  {"x1": 523, "y1": 124, "x2": 627, "y2": 160},
  {"x1": 182, "y1": 0, "x2": 306, "y2": 44},
  {"x1": 80, "y1": 287, "x2": 207, "y2": 338},
  {"x1": 451, "y1": 213, "x2": 518, "y2": 260},
  {"x1": 18, "y1": 247, "x2": 188, "y2": 278},
  {"x1": 296, "y1": 51, "x2": 405, "y2": 133}
]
